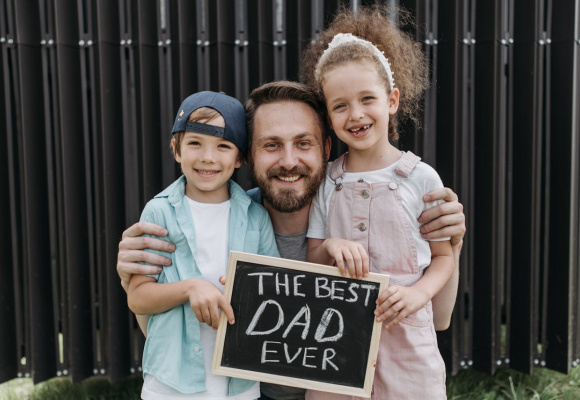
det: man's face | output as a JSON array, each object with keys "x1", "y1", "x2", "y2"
[{"x1": 249, "y1": 100, "x2": 328, "y2": 213}]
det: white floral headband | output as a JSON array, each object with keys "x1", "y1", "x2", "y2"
[{"x1": 315, "y1": 33, "x2": 395, "y2": 90}]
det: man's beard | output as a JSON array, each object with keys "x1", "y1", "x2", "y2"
[{"x1": 250, "y1": 160, "x2": 327, "y2": 213}]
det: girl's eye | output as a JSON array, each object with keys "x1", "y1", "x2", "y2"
[{"x1": 332, "y1": 104, "x2": 345, "y2": 111}]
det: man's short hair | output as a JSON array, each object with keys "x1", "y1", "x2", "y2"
[{"x1": 244, "y1": 81, "x2": 328, "y2": 153}]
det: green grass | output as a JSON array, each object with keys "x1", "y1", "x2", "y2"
[{"x1": 1, "y1": 367, "x2": 579, "y2": 399}]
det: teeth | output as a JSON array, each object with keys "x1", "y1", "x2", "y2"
[
  {"x1": 197, "y1": 170, "x2": 218, "y2": 175},
  {"x1": 278, "y1": 175, "x2": 300, "y2": 182},
  {"x1": 350, "y1": 124, "x2": 370, "y2": 132}
]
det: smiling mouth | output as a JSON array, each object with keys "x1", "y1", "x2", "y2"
[
  {"x1": 196, "y1": 169, "x2": 220, "y2": 176},
  {"x1": 275, "y1": 175, "x2": 302, "y2": 183},
  {"x1": 348, "y1": 124, "x2": 371, "y2": 133}
]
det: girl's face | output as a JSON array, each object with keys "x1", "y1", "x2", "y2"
[
  {"x1": 322, "y1": 61, "x2": 399, "y2": 157},
  {"x1": 173, "y1": 115, "x2": 242, "y2": 203}
]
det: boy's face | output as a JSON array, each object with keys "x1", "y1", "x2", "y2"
[{"x1": 173, "y1": 115, "x2": 242, "y2": 203}]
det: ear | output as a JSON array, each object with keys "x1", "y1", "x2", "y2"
[
  {"x1": 171, "y1": 137, "x2": 181, "y2": 162},
  {"x1": 324, "y1": 136, "x2": 332, "y2": 161},
  {"x1": 234, "y1": 150, "x2": 244, "y2": 169},
  {"x1": 388, "y1": 88, "x2": 400, "y2": 114}
]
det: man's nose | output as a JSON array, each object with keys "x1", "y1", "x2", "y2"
[{"x1": 279, "y1": 146, "x2": 299, "y2": 169}]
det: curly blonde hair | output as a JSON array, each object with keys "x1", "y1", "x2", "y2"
[{"x1": 300, "y1": 5, "x2": 428, "y2": 140}]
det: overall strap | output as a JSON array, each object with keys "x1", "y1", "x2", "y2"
[
  {"x1": 329, "y1": 152, "x2": 348, "y2": 180},
  {"x1": 394, "y1": 151, "x2": 421, "y2": 178}
]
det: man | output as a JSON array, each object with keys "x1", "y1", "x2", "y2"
[{"x1": 117, "y1": 81, "x2": 466, "y2": 400}]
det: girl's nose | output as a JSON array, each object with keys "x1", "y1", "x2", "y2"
[{"x1": 349, "y1": 105, "x2": 364, "y2": 121}]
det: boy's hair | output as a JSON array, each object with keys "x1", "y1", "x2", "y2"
[
  {"x1": 172, "y1": 107, "x2": 244, "y2": 163},
  {"x1": 300, "y1": 5, "x2": 428, "y2": 141},
  {"x1": 244, "y1": 81, "x2": 329, "y2": 154}
]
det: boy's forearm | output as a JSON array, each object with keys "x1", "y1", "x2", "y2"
[{"x1": 128, "y1": 279, "x2": 194, "y2": 315}]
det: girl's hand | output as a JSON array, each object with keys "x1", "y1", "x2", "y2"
[
  {"x1": 375, "y1": 285, "x2": 430, "y2": 329},
  {"x1": 323, "y1": 238, "x2": 369, "y2": 279},
  {"x1": 186, "y1": 279, "x2": 235, "y2": 329}
]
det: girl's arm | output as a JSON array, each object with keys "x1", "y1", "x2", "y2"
[
  {"x1": 128, "y1": 274, "x2": 235, "y2": 329},
  {"x1": 307, "y1": 237, "x2": 369, "y2": 279},
  {"x1": 432, "y1": 240, "x2": 462, "y2": 330},
  {"x1": 375, "y1": 240, "x2": 454, "y2": 329}
]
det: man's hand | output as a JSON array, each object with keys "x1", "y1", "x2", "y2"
[
  {"x1": 117, "y1": 222, "x2": 175, "y2": 292},
  {"x1": 418, "y1": 187, "x2": 466, "y2": 246}
]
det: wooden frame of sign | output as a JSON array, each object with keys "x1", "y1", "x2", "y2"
[{"x1": 212, "y1": 251, "x2": 390, "y2": 398}]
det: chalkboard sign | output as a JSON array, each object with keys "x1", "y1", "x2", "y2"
[{"x1": 212, "y1": 251, "x2": 390, "y2": 398}]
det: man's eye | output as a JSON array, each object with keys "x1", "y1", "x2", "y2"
[
  {"x1": 298, "y1": 141, "x2": 311, "y2": 148},
  {"x1": 264, "y1": 143, "x2": 278, "y2": 149}
]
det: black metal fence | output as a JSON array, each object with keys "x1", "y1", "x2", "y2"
[{"x1": 1, "y1": 0, "x2": 578, "y2": 385}]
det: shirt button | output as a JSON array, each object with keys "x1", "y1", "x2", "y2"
[
  {"x1": 362, "y1": 190, "x2": 369, "y2": 199},
  {"x1": 358, "y1": 222, "x2": 367, "y2": 231},
  {"x1": 194, "y1": 346, "x2": 200, "y2": 352},
  {"x1": 357, "y1": 178, "x2": 364, "y2": 183},
  {"x1": 389, "y1": 182, "x2": 398, "y2": 190}
]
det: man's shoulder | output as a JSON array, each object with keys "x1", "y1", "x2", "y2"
[{"x1": 246, "y1": 187, "x2": 262, "y2": 204}]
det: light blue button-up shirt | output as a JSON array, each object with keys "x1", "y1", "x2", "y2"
[{"x1": 139, "y1": 176, "x2": 280, "y2": 395}]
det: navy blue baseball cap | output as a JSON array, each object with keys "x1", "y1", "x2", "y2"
[{"x1": 171, "y1": 91, "x2": 247, "y2": 156}]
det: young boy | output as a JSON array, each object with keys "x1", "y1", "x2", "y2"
[{"x1": 128, "y1": 91, "x2": 279, "y2": 399}]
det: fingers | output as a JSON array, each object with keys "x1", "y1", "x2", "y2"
[
  {"x1": 327, "y1": 239, "x2": 369, "y2": 279},
  {"x1": 118, "y1": 236, "x2": 176, "y2": 253},
  {"x1": 423, "y1": 187, "x2": 458, "y2": 203},
  {"x1": 121, "y1": 222, "x2": 168, "y2": 239},
  {"x1": 218, "y1": 296, "x2": 235, "y2": 326},
  {"x1": 218, "y1": 275, "x2": 227, "y2": 285},
  {"x1": 418, "y1": 200, "x2": 464, "y2": 225}
]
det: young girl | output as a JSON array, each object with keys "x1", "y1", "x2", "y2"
[
  {"x1": 128, "y1": 91, "x2": 279, "y2": 399},
  {"x1": 303, "y1": 6, "x2": 453, "y2": 399}
]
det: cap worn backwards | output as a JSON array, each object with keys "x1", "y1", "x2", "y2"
[{"x1": 171, "y1": 91, "x2": 247, "y2": 156}]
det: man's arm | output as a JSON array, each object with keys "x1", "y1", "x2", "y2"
[
  {"x1": 418, "y1": 187, "x2": 466, "y2": 330},
  {"x1": 117, "y1": 222, "x2": 176, "y2": 292}
]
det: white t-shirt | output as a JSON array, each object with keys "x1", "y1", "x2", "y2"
[
  {"x1": 307, "y1": 159, "x2": 449, "y2": 272},
  {"x1": 142, "y1": 198, "x2": 259, "y2": 400}
]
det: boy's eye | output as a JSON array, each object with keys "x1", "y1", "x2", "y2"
[
  {"x1": 188, "y1": 141, "x2": 200, "y2": 146},
  {"x1": 218, "y1": 143, "x2": 233, "y2": 149}
]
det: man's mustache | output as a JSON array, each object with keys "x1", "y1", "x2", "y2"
[{"x1": 266, "y1": 166, "x2": 311, "y2": 179}]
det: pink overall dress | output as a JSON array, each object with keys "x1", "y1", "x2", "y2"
[{"x1": 306, "y1": 152, "x2": 446, "y2": 400}]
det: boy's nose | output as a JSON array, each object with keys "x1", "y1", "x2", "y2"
[{"x1": 200, "y1": 148, "x2": 216, "y2": 162}]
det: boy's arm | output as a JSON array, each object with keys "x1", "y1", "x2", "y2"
[
  {"x1": 128, "y1": 274, "x2": 235, "y2": 329},
  {"x1": 117, "y1": 222, "x2": 176, "y2": 292},
  {"x1": 376, "y1": 240, "x2": 454, "y2": 329}
]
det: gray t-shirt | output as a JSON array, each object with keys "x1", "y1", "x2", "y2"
[{"x1": 247, "y1": 188, "x2": 307, "y2": 400}]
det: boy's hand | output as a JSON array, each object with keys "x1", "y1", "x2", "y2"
[
  {"x1": 186, "y1": 279, "x2": 235, "y2": 329},
  {"x1": 375, "y1": 285, "x2": 430, "y2": 329},
  {"x1": 419, "y1": 187, "x2": 466, "y2": 246},
  {"x1": 323, "y1": 238, "x2": 369, "y2": 279},
  {"x1": 117, "y1": 222, "x2": 175, "y2": 292}
]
